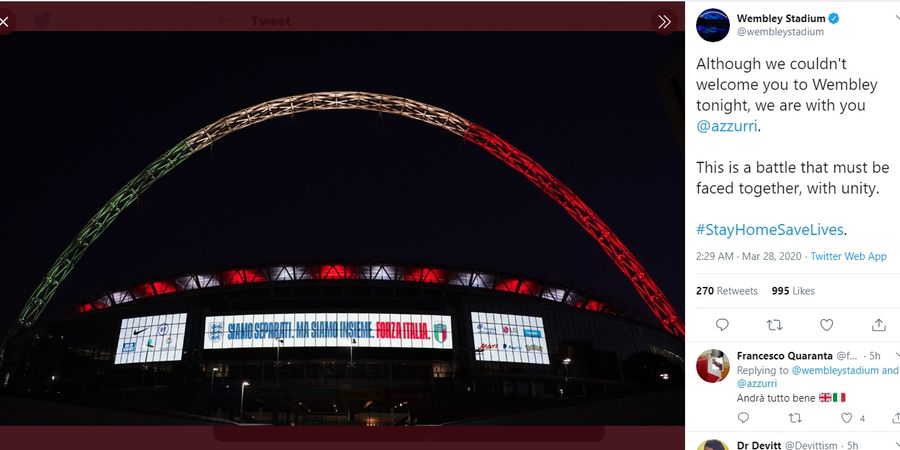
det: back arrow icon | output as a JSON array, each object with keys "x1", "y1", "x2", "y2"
[{"x1": 658, "y1": 14, "x2": 672, "y2": 29}]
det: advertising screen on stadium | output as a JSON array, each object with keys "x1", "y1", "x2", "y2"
[
  {"x1": 471, "y1": 312, "x2": 549, "y2": 365},
  {"x1": 114, "y1": 313, "x2": 188, "y2": 364},
  {"x1": 203, "y1": 312, "x2": 453, "y2": 350}
]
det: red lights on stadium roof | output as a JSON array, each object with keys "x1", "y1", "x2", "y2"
[
  {"x1": 318, "y1": 264, "x2": 355, "y2": 280},
  {"x1": 220, "y1": 269, "x2": 266, "y2": 285},
  {"x1": 133, "y1": 280, "x2": 178, "y2": 298},
  {"x1": 77, "y1": 263, "x2": 622, "y2": 318},
  {"x1": 401, "y1": 267, "x2": 447, "y2": 284},
  {"x1": 494, "y1": 278, "x2": 543, "y2": 296}
]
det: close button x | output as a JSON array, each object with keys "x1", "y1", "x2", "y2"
[{"x1": 0, "y1": 9, "x2": 14, "y2": 35}]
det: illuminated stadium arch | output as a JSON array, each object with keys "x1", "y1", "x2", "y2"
[{"x1": 12, "y1": 92, "x2": 685, "y2": 338}]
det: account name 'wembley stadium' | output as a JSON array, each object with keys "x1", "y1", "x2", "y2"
[{"x1": 0, "y1": 92, "x2": 684, "y2": 425}]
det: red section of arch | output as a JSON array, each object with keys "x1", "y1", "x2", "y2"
[{"x1": 463, "y1": 122, "x2": 684, "y2": 337}]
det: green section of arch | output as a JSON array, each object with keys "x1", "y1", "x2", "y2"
[{"x1": 17, "y1": 141, "x2": 193, "y2": 327}]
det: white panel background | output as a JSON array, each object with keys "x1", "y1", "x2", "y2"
[
  {"x1": 114, "y1": 313, "x2": 187, "y2": 364},
  {"x1": 471, "y1": 311, "x2": 549, "y2": 365}
]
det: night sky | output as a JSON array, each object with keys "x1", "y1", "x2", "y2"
[{"x1": 0, "y1": 32, "x2": 684, "y2": 337}]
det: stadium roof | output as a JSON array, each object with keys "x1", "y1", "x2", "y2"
[{"x1": 76, "y1": 262, "x2": 632, "y2": 320}]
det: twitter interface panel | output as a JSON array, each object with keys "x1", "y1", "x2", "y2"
[
  {"x1": 687, "y1": 2, "x2": 900, "y2": 450},
  {"x1": 0, "y1": 1, "x2": 687, "y2": 448}
]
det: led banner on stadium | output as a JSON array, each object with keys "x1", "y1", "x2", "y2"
[
  {"x1": 203, "y1": 313, "x2": 453, "y2": 350},
  {"x1": 115, "y1": 313, "x2": 188, "y2": 364},
  {"x1": 471, "y1": 312, "x2": 550, "y2": 365}
]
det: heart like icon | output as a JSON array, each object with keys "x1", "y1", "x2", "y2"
[
  {"x1": 841, "y1": 412, "x2": 853, "y2": 423},
  {"x1": 821, "y1": 319, "x2": 834, "y2": 331}
]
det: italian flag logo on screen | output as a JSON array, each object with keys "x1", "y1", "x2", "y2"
[{"x1": 433, "y1": 323, "x2": 448, "y2": 343}]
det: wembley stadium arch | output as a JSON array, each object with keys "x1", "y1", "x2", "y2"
[{"x1": 3, "y1": 91, "x2": 683, "y2": 365}]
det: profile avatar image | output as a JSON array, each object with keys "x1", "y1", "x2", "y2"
[
  {"x1": 698, "y1": 440, "x2": 728, "y2": 450},
  {"x1": 696, "y1": 349, "x2": 730, "y2": 383},
  {"x1": 696, "y1": 8, "x2": 730, "y2": 42}
]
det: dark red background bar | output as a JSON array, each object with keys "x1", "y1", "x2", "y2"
[
  {"x1": 1, "y1": 2, "x2": 684, "y2": 32},
  {"x1": 215, "y1": 425, "x2": 606, "y2": 441},
  {"x1": 0, "y1": 426, "x2": 683, "y2": 448}
]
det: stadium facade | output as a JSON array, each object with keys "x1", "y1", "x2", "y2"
[{"x1": 1, "y1": 263, "x2": 683, "y2": 425}]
